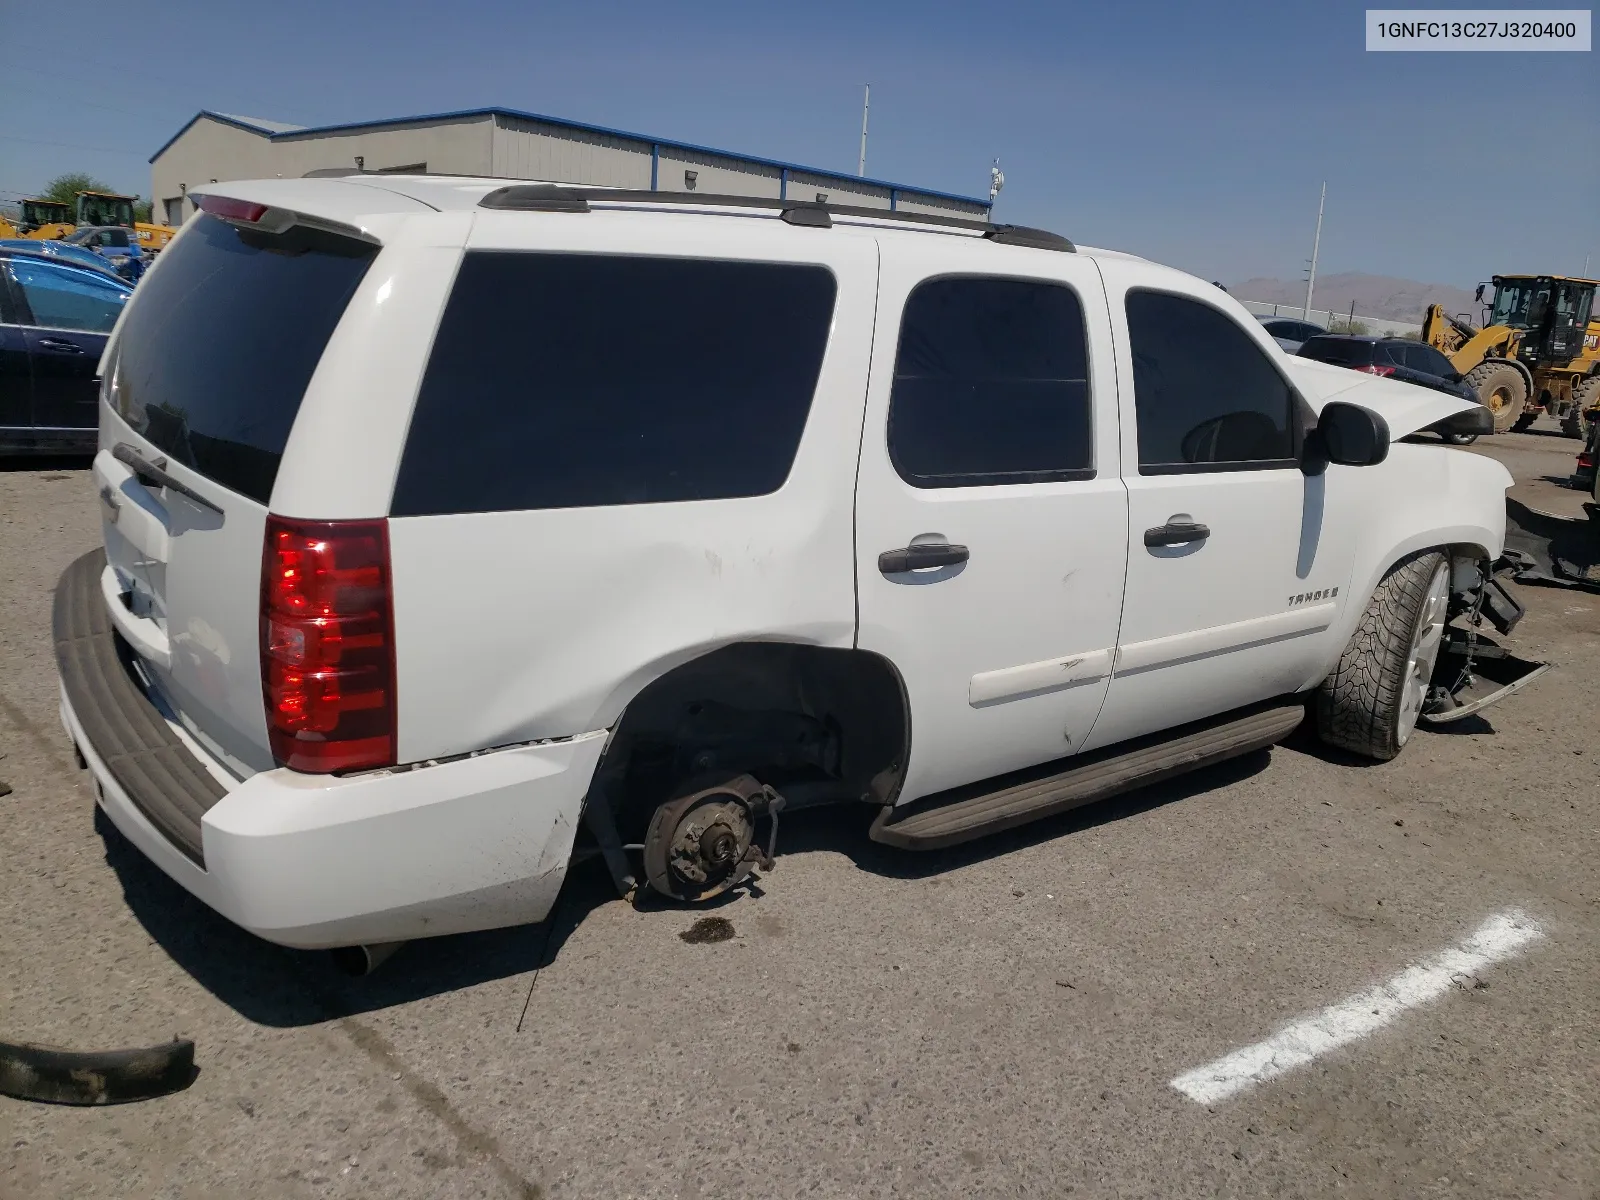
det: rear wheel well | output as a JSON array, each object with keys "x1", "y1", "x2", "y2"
[{"x1": 591, "y1": 643, "x2": 910, "y2": 841}]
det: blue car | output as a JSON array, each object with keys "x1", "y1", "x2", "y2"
[
  {"x1": 0, "y1": 245, "x2": 133, "y2": 455},
  {"x1": 0, "y1": 237, "x2": 124, "y2": 279},
  {"x1": 63, "y1": 226, "x2": 147, "y2": 280}
]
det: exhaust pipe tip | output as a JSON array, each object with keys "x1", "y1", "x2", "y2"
[{"x1": 329, "y1": 941, "x2": 406, "y2": 977}]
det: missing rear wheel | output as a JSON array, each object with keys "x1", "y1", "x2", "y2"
[{"x1": 642, "y1": 774, "x2": 780, "y2": 903}]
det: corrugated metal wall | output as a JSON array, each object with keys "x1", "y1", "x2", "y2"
[
  {"x1": 655, "y1": 148, "x2": 783, "y2": 198},
  {"x1": 152, "y1": 111, "x2": 991, "y2": 223},
  {"x1": 271, "y1": 117, "x2": 495, "y2": 181},
  {"x1": 492, "y1": 117, "x2": 651, "y2": 187}
]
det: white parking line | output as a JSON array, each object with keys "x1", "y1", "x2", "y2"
[{"x1": 1169, "y1": 909, "x2": 1544, "y2": 1105}]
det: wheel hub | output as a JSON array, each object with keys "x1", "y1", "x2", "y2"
[{"x1": 643, "y1": 775, "x2": 772, "y2": 902}]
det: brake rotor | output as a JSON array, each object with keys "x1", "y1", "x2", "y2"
[{"x1": 643, "y1": 775, "x2": 766, "y2": 902}]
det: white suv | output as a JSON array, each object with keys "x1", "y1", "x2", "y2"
[{"x1": 55, "y1": 176, "x2": 1539, "y2": 961}]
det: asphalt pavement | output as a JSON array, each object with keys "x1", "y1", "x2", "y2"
[{"x1": 1, "y1": 432, "x2": 1595, "y2": 1200}]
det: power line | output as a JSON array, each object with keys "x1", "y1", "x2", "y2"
[
  {"x1": 1, "y1": 47, "x2": 314, "y2": 126},
  {"x1": 0, "y1": 133, "x2": 148, "y2": 156},
  {"x1": 2, "y1": 66, "x2": 188, "y2": 119}
]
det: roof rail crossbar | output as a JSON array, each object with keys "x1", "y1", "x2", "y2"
[{"x1": 476, "y1": 185, "x2": 1074, "y2": 251}]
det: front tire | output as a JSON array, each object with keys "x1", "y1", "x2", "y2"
[
  {"x1": 1564, "y1": 377, "x2": 1599, "y2": 441},
  {"x1": 1315, "y1": 551, "x2": 1450, "y2": 761},
  {"x1": 1463, "y1": 362, "x2": 1528, "y2": 433}
]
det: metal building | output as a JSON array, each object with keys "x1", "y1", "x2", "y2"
[{"x1": 150, "y1": 108, "x2": 991, "y2": 227}]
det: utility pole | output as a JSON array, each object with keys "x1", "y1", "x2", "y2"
[
  {"x1": 858, "y1": 85, "x2": 870, "y2": 177},
  {"x1": 1303, "y1": 181, "x2": 1325, "y2": 321}
]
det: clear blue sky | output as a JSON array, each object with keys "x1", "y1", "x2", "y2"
[{"x1": 2, "y1": 0, "x2": 1594, "y2": 286}]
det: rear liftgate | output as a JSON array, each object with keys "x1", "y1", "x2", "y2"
[{"x1": 1419, "y1": 555, "x2": 1551, "y2": 726}]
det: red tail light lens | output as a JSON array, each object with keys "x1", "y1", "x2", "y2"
[
  {"x1": 195, "y1": 194, "x2": 268, "y2": 224},
  {"x1": 1356, "y1": 364, "x2": 1396, "y2": 376},
  {"x1": 1580, "y1": 451, "x2": 1595, "y2": 469},
  {"x1": 261, "y1": 516, "x2": 396, "y2": 773}
]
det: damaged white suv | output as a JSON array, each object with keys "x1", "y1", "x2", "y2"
[{"x1": 55, "y1": 177, "x2": 1545, "y2": 962}]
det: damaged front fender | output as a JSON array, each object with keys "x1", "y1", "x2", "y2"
[{"x1": 1420, "y1": 554, "x2": 1552, "y2": 726}]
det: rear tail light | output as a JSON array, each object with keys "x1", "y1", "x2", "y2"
[
  {"x1": 1580, "y1": 451, "x2": 1594, "y2": 470},
  {"x1": 195, "y1": 194, "x2": 268, "y2": 224},
  {"x1": 1356, "y1": 364, "x2": 1396, "y2": 376},
  {"x1": 261, "y1": 516, "x2": 396, "y2": 773}
]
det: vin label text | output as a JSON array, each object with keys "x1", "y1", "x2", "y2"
[{"x1": 1366, "y1": 9, "x2": 1591, "y2": 50}]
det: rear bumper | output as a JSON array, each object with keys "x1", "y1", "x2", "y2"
[{"x1": 54, "y1": 550, "x2": 608, "y2": 949}]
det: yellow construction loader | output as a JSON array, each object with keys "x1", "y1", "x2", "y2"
[
  {"x1": 0, "y1": 192, "x2": 176, "y2": 250},
  {"x1": 1423, "y1": 274, "x2": 1600, "y2": 437},
  {"x1": 74, "y1": 191, "x2": 178, "y2": 251},
  {"x1": 0, "y1": 199, "x2": 75, "y2": 240}
]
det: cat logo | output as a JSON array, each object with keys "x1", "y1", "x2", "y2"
[{"x1": 1288, "y1": 587, "x2": 1337, "y2": 607}]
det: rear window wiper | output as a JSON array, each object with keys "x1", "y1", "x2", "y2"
[{"x1": 113, "y1": 444, "x2": 224, "y2": 517}]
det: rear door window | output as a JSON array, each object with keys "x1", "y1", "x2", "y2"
[
  {"x1": 1407, "y1": 344, "x2": 1456, "y2": 377},
  {"x1": 109, "y1": 214, "x2": 377, "y2": 504},
  {"x1": 8, "y1": 259, "x2": 127, "y2": 333},
  {"x1": 391, "y1": 253, "x2": 837, "y2": 515},
  {"x1": 1126, "y1": 290, "x2": 1297, "y2": 472},
  {"x1": 886, "y1": 276, "x2": 1093, "y2": 486}
]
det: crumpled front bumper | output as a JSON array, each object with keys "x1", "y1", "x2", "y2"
[{"x1": 1419, "y1": 554, "x2": 1551, "y2": 726}]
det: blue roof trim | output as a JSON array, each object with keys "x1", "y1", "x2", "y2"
[
  {"x1": 153, "y1": 107, "x2": 991, "y2": 208},
  {"x1": 148, "y1": 110, "x2": 280, "y2": 163}
]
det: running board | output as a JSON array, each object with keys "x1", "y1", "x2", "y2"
[{"x1": 869, "y1": 700, "x2": 1306, "y2": 851}]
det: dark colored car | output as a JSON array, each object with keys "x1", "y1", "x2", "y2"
[
  {"x1": 1, "y1": 246, "x2": 132, "y2": 455},
  {"x1": 1576, "y1": 423, "x2": 1598, "y2": 497},
  {"x1": 1257, "y1": 315, "x2": 1326, "y2": 353},
  {"x1": 1297, "y1": 334, "x2": 1486, "y2": 443}
]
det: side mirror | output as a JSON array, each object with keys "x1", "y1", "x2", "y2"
[
  {"x1": 1474, "y1": 283, "x2": 1486, "y2": 303},
  {"x1": 1304, "y1": 401, "x2": 1390, "y2": 472}
]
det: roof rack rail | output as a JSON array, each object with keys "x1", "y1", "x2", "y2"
[{"x1": 477, "y1": 185, "x2": 1074, "y2": 252}]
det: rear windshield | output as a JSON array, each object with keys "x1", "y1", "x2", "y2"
[
  {"x1": 110, "y1": 214, "x2": 376, "y2": 504},
  {"x1": 391, "y1": 252, "x2": 837, "y2": 516},
  {"x1": 1298, "y1": 337, "x2": 1375, "y2": 365}
]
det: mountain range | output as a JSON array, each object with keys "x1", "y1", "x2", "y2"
[{"x1": 1229, "y1": 272, "x2": 1479, "y2": 322}]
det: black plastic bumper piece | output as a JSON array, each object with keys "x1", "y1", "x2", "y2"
[
  {"x1": 0, "y1": 1037, "x2": 196, "y2": 1105},
  {"x1": 52, "y1": 549, "x2": 227, "y2": 866},
  {"x1": 1480, "y1": 569, "x2": 1526, "y2": 636}
]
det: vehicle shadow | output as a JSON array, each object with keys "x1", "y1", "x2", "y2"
[
  {"x1": 778, "y1": 746, "x2": 1275, "y2": 881},
  {"x1": 0, "y1": 455, "x2": 94, "y2": 474},
  {"x1": 94, "y1": 747, "x2": 1281, "y2": 1023},
  {"x1": 92, "y1": 805, "x2": 617, "y2": 1028}
]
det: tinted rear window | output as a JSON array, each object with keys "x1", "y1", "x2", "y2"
[
  {"x1": 1298, "y1": 337, "x2": 1375, "y2": 365},
  {"x1": 391, "y1": 252, "x2": 837, "y2": 516},
  {"x1": 111, "y1": 214, "x2": 377, "y2": 504},
  {"x1": 888, "y1": 276, "x2": 1093, "y2": 486}
]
